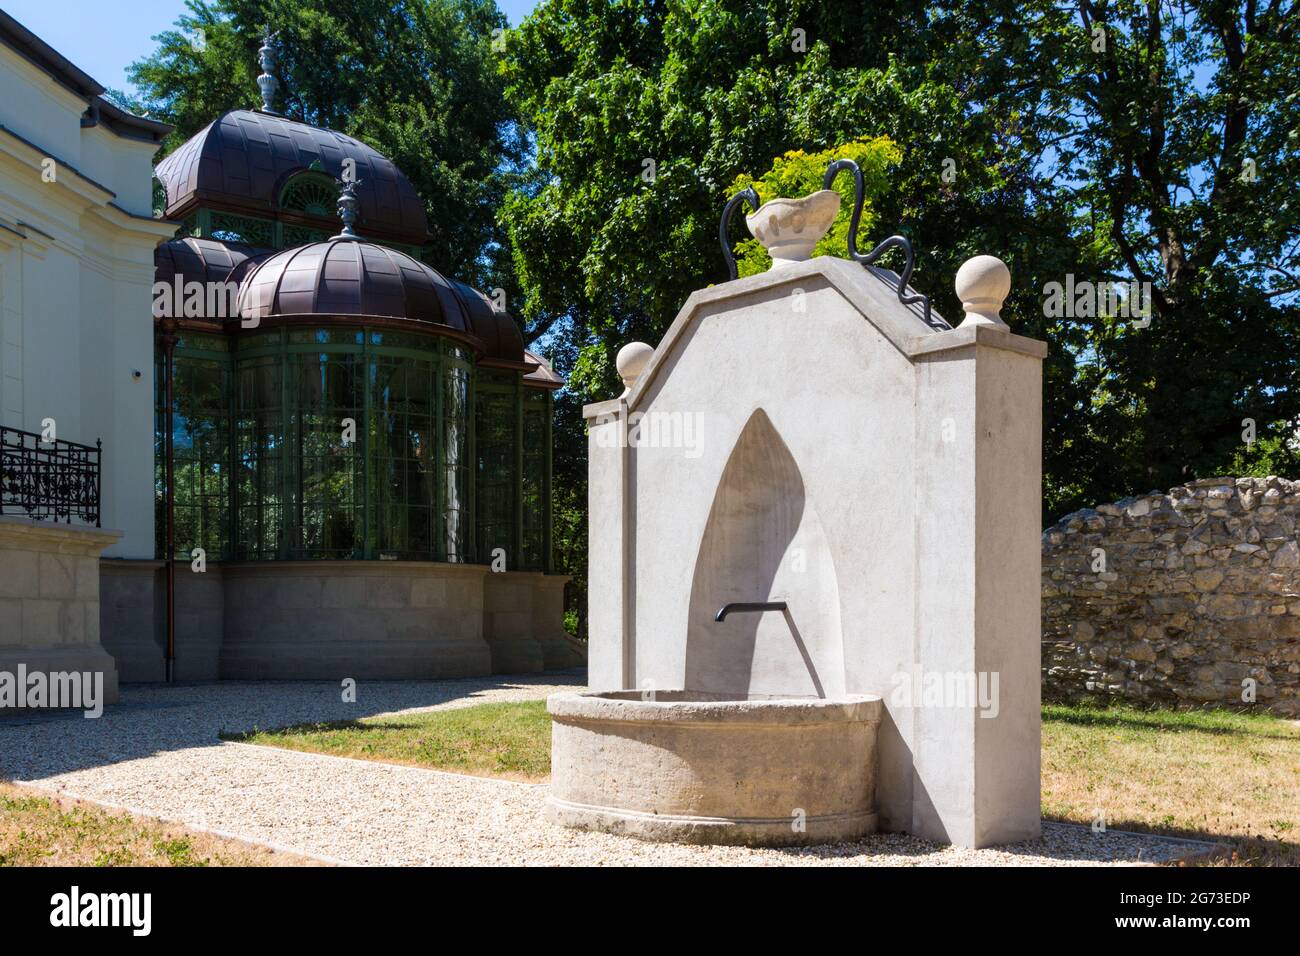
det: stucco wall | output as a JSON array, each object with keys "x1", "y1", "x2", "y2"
[
  {"x1": 1042, "y1": 477, "x2": 1300, "y2": 715},
  {"x1": 0, "y1": 39, "x2": 173, "y2": 559}
]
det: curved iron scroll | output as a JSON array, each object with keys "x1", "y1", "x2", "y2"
[
  {"x1": 822, "y1": 159, "x2": 944, "y2": 329},
  {"x1": 718, "y1": 186, "x2": 760, "y2": 281}
]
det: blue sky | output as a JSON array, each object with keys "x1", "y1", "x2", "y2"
[{"x1": 2, "y1": 0, "x2": 543, "y2": 96}]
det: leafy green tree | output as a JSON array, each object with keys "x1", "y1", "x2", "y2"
[
  {"x1": 501, "y1": 0, "x2": 1298, "y2": 633},
  {"x1": 967, "y1": 0, "x2": 1300, "y2": 499},
  {"x1": 121, "y1": 0, "x2": 523, "y2": 288}
]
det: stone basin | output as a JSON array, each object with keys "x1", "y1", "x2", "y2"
[{"x1": 546, "y1": 689, "x2": 882, "y2": 846}]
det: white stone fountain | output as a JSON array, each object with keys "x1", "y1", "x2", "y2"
[{"x1": 548, "y1": 177, "x2": 1046, "y2": 848}]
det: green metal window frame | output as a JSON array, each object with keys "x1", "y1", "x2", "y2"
[
  {"x1": 288, "y1": 343, "x2": 367, "y2": 558},
  {"x1": 159, "y1": 328, "x2": 550, "y2": 569},
  {"x1": 521, "y1": 388, "x2": 551, "y2": 572},
  {"x1": 278, "y1": 172, "x2": 338, "y2": 218},
  {"x1": 155, "y1": 335, "x2": 233, "y2": 561},
  {"x1": 474, "y1": 369, "x2": 519, "y2": 568}
]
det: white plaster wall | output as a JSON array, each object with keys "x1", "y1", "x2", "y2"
[
  {"x1": 0, "y1": 42, "x2": 172, "y2": 558},
  {"x1": 628, "y1": 277, "x2": 919, "y2": 710},
  {"x1": 0, "y1": 235, "x2": 27, "y2": 426},
  {"x1": 79, "y1": 129, "x2": 157, "y2": 217},
  {"x1": 21, "y1": 239, "x2": 81, "y2": 433}
]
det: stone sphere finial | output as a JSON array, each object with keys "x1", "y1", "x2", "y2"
[
  {"x1": 955, "y1": 255, "x2": 1011, "y2": 330},
  {"x1": 616, "y1": 341, "x2": 653, "y2": 396}
]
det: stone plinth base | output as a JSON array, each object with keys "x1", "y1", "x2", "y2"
[
  {"x1": 0, "y1": 517, "x2": 123, "y2": 711},
  {"x1": 99, "y1": 559, "x2": 583, "y2": 681}
]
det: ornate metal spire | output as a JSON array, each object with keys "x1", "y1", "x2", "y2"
[
  {"x1": 256, "y1": 29, "x2": 281, "y2": 114},
  {"x1": 332, "y1": 177, "x2": 363, "y2": 240}
]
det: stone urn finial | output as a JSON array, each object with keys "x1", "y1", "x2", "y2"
[
  {"x1": 955, "y1": 255, "x2": 1012, "y2": 330},
  {"x1": 332, "y1": 177, "x2": 363, "y2": 240},
  {"x1": 616, "y1": 342, "x2": 653, "y2": 397},
  {"x1": 745, "y1": 190, "x2": 841, "y2": 270},
  {"x1": 257, "y1": 29, "x2": 282, "y2": 115}
]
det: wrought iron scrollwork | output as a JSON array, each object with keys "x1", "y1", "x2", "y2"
[
  {"x1": 718, "y1": 185, "x2": 760, "y2": 282},
  {"x1": 0, "y1": 426, "x2": 101, "y2": 526},
  {"x1": 822, "y1": 158, "x2": 947, "y2": 330}
]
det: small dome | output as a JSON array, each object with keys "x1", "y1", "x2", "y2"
[
  {"x1": 155, "y1": 109, "x2": 429, "y2": 246},
  {"x1": 236, "y1": 239, "x2": 524, "y2": 363},
  {"x1": 155, "y1": 236, "x2": 266, "y2": 287}
]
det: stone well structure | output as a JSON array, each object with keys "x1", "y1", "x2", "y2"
[
  {"x1": 1043, "y1": 477, "x2": 1300, "y2": 715},
  {"x1": 564, "y1": 181, "x2": 1047, "y2": 848}
]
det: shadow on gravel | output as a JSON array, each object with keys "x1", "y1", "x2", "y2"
[{"x1": 0, "y1": 669, "x2": 586, "y2": 781}]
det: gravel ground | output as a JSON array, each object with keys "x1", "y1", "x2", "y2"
[{"x1": 0, "y1": 675, "x2": 1212, "y2": 866}]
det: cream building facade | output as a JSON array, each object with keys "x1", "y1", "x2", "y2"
[{"x1": 0, "y1": 9, "x2": 173, "y2": 558}]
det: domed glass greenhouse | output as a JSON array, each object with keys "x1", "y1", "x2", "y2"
[{"x1": 151, "y1": 108, "x2": 558, "y2": 571}]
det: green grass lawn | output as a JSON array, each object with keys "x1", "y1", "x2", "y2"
[{"x1": 229, "y1": 699, "x2": 554, "y2": 781}]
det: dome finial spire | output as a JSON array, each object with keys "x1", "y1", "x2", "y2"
[
  {"x1": 256, "y1": 27, "x2": 282, "y2": 114},
  {"x1": 333, "y1": 176, "x2": 363, "y2": 240}
]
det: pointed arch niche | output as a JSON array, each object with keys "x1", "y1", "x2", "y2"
[{"x1": 684, "y1": 408, "x2": 845, "y2": 698}]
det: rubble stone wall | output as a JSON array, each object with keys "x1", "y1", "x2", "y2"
[{"x1": 1042, "y1": 477, "x2": 1300, "y2": 715}]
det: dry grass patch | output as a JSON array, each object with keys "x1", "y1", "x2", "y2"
[
  {"x1": 1042, "y1": 702, "x2": 1300, "y2": 865},
  {"x1": 0, "y1": 781, "x2": 317, "y2": 867}
]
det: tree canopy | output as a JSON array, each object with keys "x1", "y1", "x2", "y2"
[
  {"x1": 121, "y1": 0, "x2": 522, "y2": 287},
  {"x1": 500, "y1": 0, "x2": 1299, "y2": 517}
]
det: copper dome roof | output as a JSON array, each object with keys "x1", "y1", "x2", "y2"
[
  {"x1": 154, "y1": 236, "x2": 267, "y2": 288},
  {"x1": 155, "y1": 110, "x2": 429, "y2": 246},
  {"x1": 235, "y1": 239, "x2": 525, "y2": 363}
]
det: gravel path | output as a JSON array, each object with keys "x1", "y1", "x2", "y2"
[{"x1": 0, "y1": 676, "x2": 1212, "y2": 866}]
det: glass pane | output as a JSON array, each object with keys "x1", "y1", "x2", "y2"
[
  {"x1": 369, "y1": 353, "x2": 435, "y2": 558},
  {"x1": 474, "y1": 371, "x2": 517, "y2": 565},
  {"x1": 159, "y1": 352, "x2": 231, "y2": 560},
  {"x1": 233, "y1": 355, "x2": 284, "y2": 559},
  {"x1": 287, "y1": 348, "x2": 364, "y2": 559},
  {"x1": 520, "y1": 401, "x2": 547, "y2": 570}
]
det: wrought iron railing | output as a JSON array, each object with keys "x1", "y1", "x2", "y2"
[{"x1": 0, "y1": 426, "x2": 101, "y2": 526}]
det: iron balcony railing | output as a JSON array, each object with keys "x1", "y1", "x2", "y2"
[{"x1": 0, "y1": 426, "x2": 102, "y2": 526}]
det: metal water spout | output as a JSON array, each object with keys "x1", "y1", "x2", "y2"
[{"x1": 714, "y1": 601, "x2": 788, "y2": 622}]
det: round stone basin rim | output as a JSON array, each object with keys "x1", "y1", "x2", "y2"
[{"x1": 547, "y1": 689, "x2": 882, "y2": 726}]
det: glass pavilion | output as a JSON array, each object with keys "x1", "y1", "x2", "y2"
[{"x1": 151, "y1": 108, "x2": 559, "y2": 572}]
